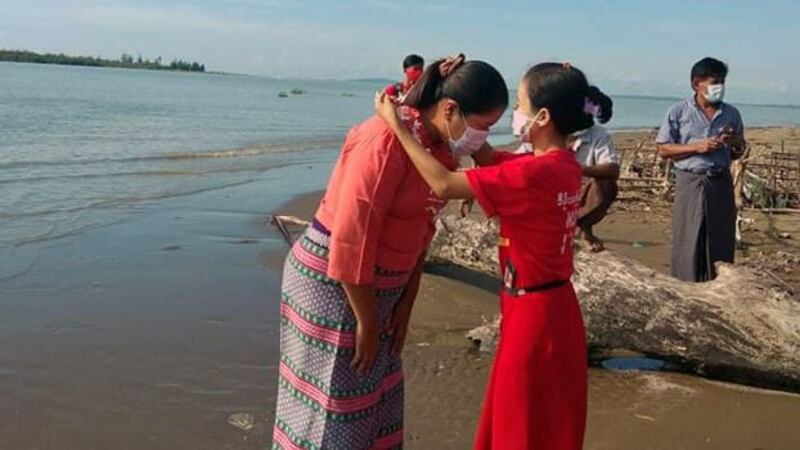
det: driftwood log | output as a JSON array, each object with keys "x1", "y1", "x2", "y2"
[{"x1": 426, "y1": 214, "x2": 800, "y2": 392}]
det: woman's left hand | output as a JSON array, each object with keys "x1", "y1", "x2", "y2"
[
  {"x1": 374, "y1": 91, "x2": 401, "y2": 130},
  {"x1": 460, "y1": 199, "x2": 474, "y2": 218},
  {"x1": 387, "y1": 298, "x2": 414, "y2": 357}
]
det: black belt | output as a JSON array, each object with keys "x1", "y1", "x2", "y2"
[
  {"x1": 677, "y1": 167, "x2": 726, "y2": 177},
  {"x1": 505, "y1": 279, "x2": 568, "y2": 297}
]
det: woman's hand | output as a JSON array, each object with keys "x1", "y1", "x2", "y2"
[
  {"x1": 374, "y1": 91, "x2": 402, "y2": 131},
  {"x1": 387, "y1": 298, "x2": 414, "y2": 356},
  {"x1": 460, "y1": 199, "x2": 474, "y2": 218},
  {"x1": 342, "y1": 282, "x2": 380, "y2": 376},
  {"x1": 351, "y1": 317, "x2": 380, "y2": 375}
]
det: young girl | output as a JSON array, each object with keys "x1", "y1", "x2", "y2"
[
  {"x1": 376, "y1": 62, "x2": 592, "y2": 449},
  {"x1": 573, "y1": 86, "x2": 620, "y2": 252},
  {"x1": 272, "y1": 57, "x2": 508, "y2": 449}
]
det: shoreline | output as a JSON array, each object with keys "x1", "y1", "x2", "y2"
[
  {"x1": 0, "y1": 125, "x2": 797, "y2": 449},
  {"x1": 0, "y1": 161, "x2": 333, "y2": 450}
]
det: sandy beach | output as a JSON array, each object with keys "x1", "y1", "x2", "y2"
[
  {"x1": 1, "y1": 127, "x2": 799, "y2": 449},
  {"x1": 274, "y1": 126, "x2": 800, "y2": 450}
]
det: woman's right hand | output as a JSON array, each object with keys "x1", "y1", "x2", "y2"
[{"x1": 351, "y1": 317, "x2": 380, "y2": 376}]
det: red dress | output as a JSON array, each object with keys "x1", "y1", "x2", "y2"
[{"x1": 466, "y1": 149, "x2": 587, "y2": 450}]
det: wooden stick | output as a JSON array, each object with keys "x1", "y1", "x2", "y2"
[
  {"x1": 272, "y1": 215, "x2": 310, "y2": 226},
  {"x1": 267, "y1": 215, "x2": 310, "y2": 247},
  {"x1": 766, "y1": 271, "x2": 795, "y2": 296},
  {"x1": 745, "y1": 208, "x2": 800, "y2": 215}
]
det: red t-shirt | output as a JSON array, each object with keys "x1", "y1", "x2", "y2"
[{"x1": 466, "y1": 150, "x2": 582, "y2": 289}]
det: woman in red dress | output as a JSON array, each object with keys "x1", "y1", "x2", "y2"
[{"x1": 376, "y1": 61, "x2": 593, "y2": 449}]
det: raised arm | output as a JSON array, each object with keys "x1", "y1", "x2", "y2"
[{"x1": 374, "y1": 92, "x2": 474, "y2": 200}]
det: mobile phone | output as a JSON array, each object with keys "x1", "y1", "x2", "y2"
[{"x1": 717, "y1": 124, "x2": 735, "y2": 138}]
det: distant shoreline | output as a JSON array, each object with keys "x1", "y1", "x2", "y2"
[{"x1": 0, "y1": 49, "x2": 206, "y2": 73}]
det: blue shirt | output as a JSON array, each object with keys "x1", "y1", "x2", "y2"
[{"x1": 655, "y1": 97, "x2": 744, "y2": 172}]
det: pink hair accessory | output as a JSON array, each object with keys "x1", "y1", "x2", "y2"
[{"x1": 583, "y1": 97, "x2": 601, "y2": 117}]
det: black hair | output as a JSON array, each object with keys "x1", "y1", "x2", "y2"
[
  {"x1": 523, "y1": 63, "x2": 593, "y2": 135},
  {"x1": 587, "y1": 85, "x2": 613, "y2": 124},
  {"x1": 691, "y1": 57, "x2": 728, "y2": 83},
  {"x1": 403, "y1": 54, "x2": 424, "y2": 70},
  {"x1": 403, "y1": 59, "x2": 508, "y2": 116}
]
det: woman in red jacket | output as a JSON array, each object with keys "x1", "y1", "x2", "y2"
[
  {"x1": 376, "y1": 61, "x2": 592, "y2": 449},
  {"x1": 272, "y1": 56, "x2": 508, "y2": 450}
]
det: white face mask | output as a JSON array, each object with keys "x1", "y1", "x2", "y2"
[
  {"x1": 705, "y1": 84, "x2": 725, "y2": 104},
  {"x1": 511, "y1": 108, "x2": 544, "y2": 143},
  {"x1": 447, "y1": 112, "x2": 490, "y2": 157}
]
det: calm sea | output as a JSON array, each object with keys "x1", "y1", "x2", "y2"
[{"x1": 2, "y1": 62, "x2": 800, "y2": 251}]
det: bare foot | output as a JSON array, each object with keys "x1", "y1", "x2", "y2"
[{"x1": 581, "y1": 229, "x2": 605, "y2": 252}]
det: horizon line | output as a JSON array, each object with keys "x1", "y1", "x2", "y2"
[{"x1": 2, "y1": 60, "x2": 798, "y2": 110}]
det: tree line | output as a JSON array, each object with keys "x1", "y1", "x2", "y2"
[{"x1": 0, "y1": 50, "x2": 206, "y2": 73}]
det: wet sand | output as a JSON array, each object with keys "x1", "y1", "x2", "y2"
[
  {"x1": 279, "y1": 188, "x2": 800, "y2": 450},
  {"x1": 0, "y1": 163, "x2": 333, "y2": 450},
  {"x1": 1, "y1": 128, "x2": 798, "y2": 449}
]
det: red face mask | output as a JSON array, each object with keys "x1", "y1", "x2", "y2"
[{"x1": 405, "y1": 66, "x2": 423, "y2": 83}]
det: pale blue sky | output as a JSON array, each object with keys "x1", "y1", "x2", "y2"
[{"x1": 1, "y1": 0, "x2": 798, "y2": 104}]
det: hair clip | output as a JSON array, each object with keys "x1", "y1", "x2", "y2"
[
  {"x1": 583, "y1": 97, "x2": 601, "y2": 117},
  {"x1": 440, "y1": 53, "x2": 466, "y2": 77}
]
